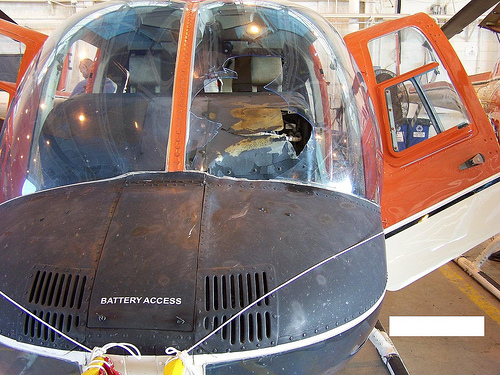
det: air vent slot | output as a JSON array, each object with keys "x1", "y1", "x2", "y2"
[
  {"x1": 202, "y1": 311, "x2": 273, "y2": 345},
  {"x1": 17, "y1": 265, "x2": 94, "y2": 348},
  {"x1": 204, "y1": 271, "x2": 271, "y2": 312},
  {"x1": 196, "y1": 265, "x2": 278, "y2": 352},
  {"x1": 28, "y1": 270, "x2": 87, "y2": 309},
  {"x1": 22, "y1": 310, "x2": 81, "y2": 343}
]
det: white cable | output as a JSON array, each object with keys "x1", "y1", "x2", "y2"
[
  {"x1": 91, "y1": 342, "x2": 142, "y2": 360},
  {"x1": 186, "y1": 230, "x2": 385, "y2": 354},
  {"x1": 83, "y1": 342, "x2": 142, "y2": 372},
  {"x1": 0, "y1": 289, "x2": 143, "y2": 371},
  {"x1": 0, "y1": 289, "x2": 92, "y2": 352},
  {"x1": 165, "y1": 347, "x2": 198, "y2": 374}
]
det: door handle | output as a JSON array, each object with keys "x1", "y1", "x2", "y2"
[{"x1": 459, "y1": 153, "x2": 485, "y2": 170}]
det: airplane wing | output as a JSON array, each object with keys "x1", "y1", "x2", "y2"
[{"x1": 345, "y1": 13, "x2": 500, "y2": 290}]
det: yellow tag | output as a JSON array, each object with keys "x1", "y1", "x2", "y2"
[
  {"x1": 82, "y1": 356, "x2": 106, "y2": 375},
  {"x1": 163, "y1": 358, "x2": 185, "y2": 375}
]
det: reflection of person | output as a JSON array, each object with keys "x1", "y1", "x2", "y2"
[
  {"x1": 71, "y1": 58, "x2": 92, "y2": 96},
  {"x1": 71, "y1": 58, "x2": 117, "y2": 96}
]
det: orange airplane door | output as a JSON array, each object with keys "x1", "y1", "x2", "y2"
[{"x1": 345, "y1": 13, "x2": 500, "y2": 290}]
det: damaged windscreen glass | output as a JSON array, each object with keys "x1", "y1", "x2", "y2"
[{"x1": 186, "y1": 1, "x2": 380, "y2": 201}]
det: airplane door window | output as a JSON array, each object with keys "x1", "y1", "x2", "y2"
[
  {"x1": 0, "y1": 34, "x2": 25, "y2": 83},
  {"x1": 369, "y1": 27, "x2": 470, "y2": 153},
  {"x1": 0, "y1": 35, "x2": 26, "y2": 117},
  {"x1": 381, "y1": 66, "x2": 470, "y2": 152}
]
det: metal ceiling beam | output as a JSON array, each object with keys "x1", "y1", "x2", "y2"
[{"x1": 441, "y1": 0, "x2": 500, "y2": 38}]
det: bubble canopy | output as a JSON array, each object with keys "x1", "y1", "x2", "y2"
[{"x1": 0, "y1": 0, "x2": 381, "y2": 203}]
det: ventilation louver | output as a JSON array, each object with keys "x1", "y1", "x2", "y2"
[
  {"x1": 17, "y1": 265, "x2": 94, "y2": 348},
  {"x1": 196, "y1": 265, "x2": 278, "y2": 352}
]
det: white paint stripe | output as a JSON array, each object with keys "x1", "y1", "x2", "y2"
[
  {"x1": 0, "y1": 334, "x2": 87, "y2": 364},
  {"x1": 192, "y1": 291, "x2": 386, "y2": 366},
  {"x1": 385, "y1": 174, "x2": 500, "y2": 291},
  {"x1": 0, "y1": 292, "x2": 386, "y2": 372},
  {"x1": 389, "y1": 316, "x2": 485, "y2": 337}
]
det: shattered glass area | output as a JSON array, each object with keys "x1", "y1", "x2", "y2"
[{"x1": 186, "y1": 1, "x2": 381, "y2": 200}]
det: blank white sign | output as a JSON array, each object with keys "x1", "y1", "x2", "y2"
[{"x1": 389, "y1": 316, "x2": 484, "y2": 336}]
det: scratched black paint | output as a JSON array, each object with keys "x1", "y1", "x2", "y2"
[{"x1": 0, "y1": 172, "x2": 385, "y2": 356}]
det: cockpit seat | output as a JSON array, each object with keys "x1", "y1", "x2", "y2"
[
  {"x1": 129, "y1": 53, "x2": 163, "y2": 95},
  {"x1": 215, "y1": 55, "x2": 283, "y2": 93},
  {"x1": 251, "y1": 56, "x2": 283, "y2": 92}
]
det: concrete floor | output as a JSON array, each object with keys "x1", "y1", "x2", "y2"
[{"x1": 339, "y1": 237, "x2": 500, "y2": 375}]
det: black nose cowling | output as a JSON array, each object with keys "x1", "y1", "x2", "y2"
[{"x1": 0, "y1": 172, "x2": 386, "y2": 356}]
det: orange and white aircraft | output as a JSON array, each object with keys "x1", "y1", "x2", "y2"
[
  {"x1": 345, "y1": 10, "x2": 500, "y2": 291},
  {"x1": 0, "y1": 1, "x2": 498, "y2": 374}
]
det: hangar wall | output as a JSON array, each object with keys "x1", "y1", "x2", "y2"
[{"x1": 0, "y1": 0, "x2": 498, "y2": 75}]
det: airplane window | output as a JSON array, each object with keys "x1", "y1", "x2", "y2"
[
  {"x1": 383, "y1": 67, "x2": 471, "y2": 152},
  {"x1": 0, "y1": 1, "x2": 381, "y2": 204},
  {"x1": 368, "y1": 27, "x2": 436, "y2": 77},
  {"x1": 186, "y1": 1, "x2": 381, "y2": 201},
  {"x1": 0, "y1": 35, "x2": 25, "y2": 118},
  {"x1": 0, "y1": 342, "x2": 80, "y2": 374},
  {"x1": 382, "y1": 72, "x2": 433, "y2": 152},
  {"x1": 0, "y1": 89, "x2": 8, "y2": 126},
  {"x1": 0, "y1": 34, "x2": 25, "y2": 84},
  {"x1": 369, "y1": 27, "x2": 470, "y2": 152},
  {"x1": 16, "y1": 2, "x2": 183, "y2": 191}
]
